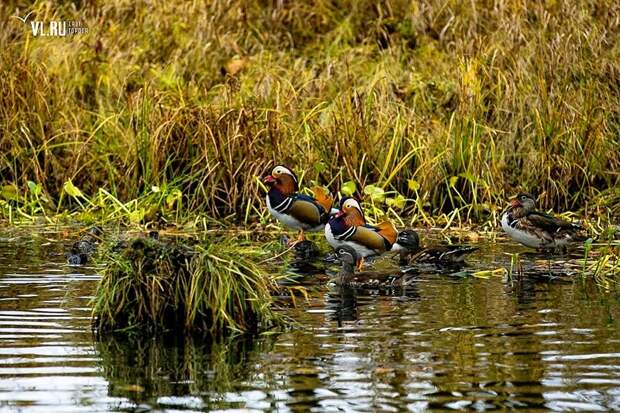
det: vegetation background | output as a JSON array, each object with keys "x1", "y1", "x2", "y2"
[{"x1": 1, "y1": 0, "x2": 619, "y2": 226}]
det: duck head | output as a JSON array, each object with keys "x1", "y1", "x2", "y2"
[
  {"x1": 334, "y1": 197, "x2": 366, "y2": 227},
  {"x1": 509, "y1": 192, "x2": 536, "y2": 216},
  {"x1": 395, "y1": 229, "x2": 420, "y2": 250},
  {"x1": 263, "y1": 165, "x2": 299, "y2": 196},
  {"x1": 394, "y1": 229, "x2": 420, "y2": 264},
  {"x1": 335, "y1": 245, "x2": 359, "y2": 284}
]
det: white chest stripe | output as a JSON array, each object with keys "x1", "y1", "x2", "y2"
[
  {"x1": 273, "y1": 197, "x2": 293, "y2": 213},
  {"x1": 335, "y1": 226, "x2": 356, "y2": 241}
]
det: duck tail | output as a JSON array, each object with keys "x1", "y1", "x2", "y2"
[{"x1": 311, "y1": 186, "x2": 333, "y2": 212}]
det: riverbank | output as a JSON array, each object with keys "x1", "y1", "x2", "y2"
[{"x1": 2, "y1": 1, "x2": 619, "y2": 227}]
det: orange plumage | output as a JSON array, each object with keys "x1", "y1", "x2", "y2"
[
  {"x1": 374, "y1": 221, "x2": 398, "y2": 245},
  {"x1": 311, "y1": 186, "x2": 333, "y2": 213}
]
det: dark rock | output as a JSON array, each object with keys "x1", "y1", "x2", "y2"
[{"x1": 67, "y1": 227, "x2": 102, "y2": 264}]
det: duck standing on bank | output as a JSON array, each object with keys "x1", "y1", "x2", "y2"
[
  {"x1": 263, "y1": 165, "x2": 334, "y2": 243},
  {"x1": 392, "y1": 229, "x2": 478, "y2": 266},
  {"x1": 501, "y1": 193, "x2": 585, "y2": 249},
  {"x1": 325, "y1": 197, "x2": 398, "y2": 267}
]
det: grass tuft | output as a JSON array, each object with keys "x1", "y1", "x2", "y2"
[{"x1": 91, "y1": 236, "x2": 283, "y2": 334}]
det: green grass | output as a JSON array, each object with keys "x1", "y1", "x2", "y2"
[
  {"x1": 91, "y1": 236, "x2": 284, "y2": 334},
  {"x1": 1, "y1": 1, "x2": 618, "y2": 227},
  {"x1": 579, "y1": 239, "x2": 620, "y2": 290}
]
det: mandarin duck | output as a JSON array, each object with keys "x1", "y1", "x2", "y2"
[
  {"x1": 325, "y1": 197, "x2": 398, "y2": 267},
  {"x1": 501, "y1": 193, "x2": 585, "y2": 249},
  {"x1": 334, "y1": 245, "x2": 413, "y2": 287},
  {"x1": 264, "y1": 165, "x2": 334, "y2": 242},
  {"x1": 393, "y1": 229, "x2": 478, "y2": 266}
]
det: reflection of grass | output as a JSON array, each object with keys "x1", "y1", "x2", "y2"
[
  {"x1": 91, "y1": 236, "x2": 284, "y2": 334},
  {"x1": 508, "y1": 252, "x2": 522, "y2": 280},
  {"x1": 580, "y1": 242, "x2": 619, "y2": 290},
  {"x1": 1, "y1": 2, "x2": 618, "y2": 227},
  {"x1": 96, "y1": 333, "x2": 275, "y2": 408}
]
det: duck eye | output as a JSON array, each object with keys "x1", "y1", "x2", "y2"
[{"x1": 520, "y1": 196, "x2": 526, "y2": 200}]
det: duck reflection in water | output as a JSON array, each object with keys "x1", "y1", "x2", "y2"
[{"x1": 286, "y1": 237, "x2": 325, "y2": 275}]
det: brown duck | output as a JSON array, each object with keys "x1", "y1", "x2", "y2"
[
  {"x1": 393, "y1": 230, "x2": 478, "y2": 265},
  {"x1": 334, "y1": 245, "x2": 414, "y2": 287},
  {"x1": 501, "y1": 193, "x2": 585, "y2": 249}
]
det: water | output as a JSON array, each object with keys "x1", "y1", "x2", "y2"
[{"x1": 1, "y1": 229, "x2": 619, "y2": 412}]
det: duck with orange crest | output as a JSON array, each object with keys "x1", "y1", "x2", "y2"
[
  {"x1": 263, "y1": 165, "x2": 335, "y2": 243},
  {"x1": 325, "y1": 197, "x2": 398, "y2": 268}
]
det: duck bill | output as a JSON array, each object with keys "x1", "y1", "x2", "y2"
[
  {"x1": 510, "y1": 199, "x2": 521, "y2": 208},
  {"x1": 263, "y1": 175, "x2": 276, "y2": 186}
]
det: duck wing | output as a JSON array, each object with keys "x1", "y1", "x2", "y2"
[
  {"x1": 347, "y1": 222, "x2": 397, "y2": 253},
  {"x1": 527, "y1": 211, "x2": 583, "y2": 233},
  {"x1": 374, "y1": 221, "x2": 398, "y2": 245},
  {"x1": 287, "y1": 194, "x2": 324, "y2": 227}
]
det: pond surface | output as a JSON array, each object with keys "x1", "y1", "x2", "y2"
[{"x1": 1, "y1": 228, "x2": 619, "y2": 412}]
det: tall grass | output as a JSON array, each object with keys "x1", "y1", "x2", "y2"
[{"x1": 1, "y1": 1, "x2": 618, "y2": 226}]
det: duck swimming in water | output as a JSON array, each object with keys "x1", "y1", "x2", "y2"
[
  {"x1": 66, "y1": 249, "x2": 88, "y2": 265},
  {"x1": 393, "y1": 229, "x2": 478, "y2": 266},
  {"x1": 66, "y1": 226, "x2": 103, "y2": 265},
  {"x1": 334, "y1": 245, "x2": 414, "y2": 287},
  {"x1": 501, "y1": 193, "x2": 585, "y2": 250},
  {"x1": 264, "y1": 165, "x2": 334, "y2": 243}
]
